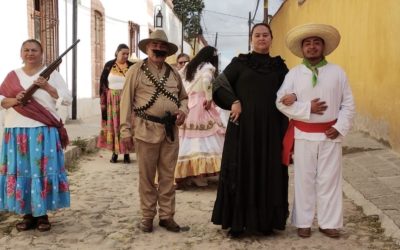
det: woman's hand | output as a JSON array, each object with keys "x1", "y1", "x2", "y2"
[
  {"x1": 34, "y1": 76, "x2": 59, "y2": 99},
  {"x1": 203, "y1": 100, "x2": 212, "y2": 110},
  {"x1": 0, "y1": 91, "x2": 25, "y2": 109},
  {"x1": 16, "y1": 91, "x2": 26, "y2": 103},
  {"x1": 34, "y1": 76, "x2": 50, "y2": 89},
  {"x1": 230, "y1": 100, "x2": 241, "y2": 124},
  {"x1": 175, "y1": 110, "x2": 186, "y2": 126}
]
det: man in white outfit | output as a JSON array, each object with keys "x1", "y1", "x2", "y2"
[{"x1": 276, "y1": 23, "x2": 355, "y2": 238}]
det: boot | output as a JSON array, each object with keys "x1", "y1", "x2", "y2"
[
  {"x1": 123, "y1": 154, "x2": 131, "y2": 164},
  {"x1": 110, "y1": 153, "x2": 118, "y2": 163}
]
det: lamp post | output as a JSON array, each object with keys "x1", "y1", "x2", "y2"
[
  {"x1": 154, "y1": 6, "x2": 163, "y2": 28},
  {"x1": 181, "y1": 14, "x2": 184, "y2": 53}
]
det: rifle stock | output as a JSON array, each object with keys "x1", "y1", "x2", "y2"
[{"x1": 20, "y1": 39, "x2": 80, "y2": 105}]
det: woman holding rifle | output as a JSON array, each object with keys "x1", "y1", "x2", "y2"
[{"x1": 0, "y1": 39, "x2": 72, "y2": 232}]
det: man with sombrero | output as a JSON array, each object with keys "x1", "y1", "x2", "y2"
[
  {"x1": 276, "y1": 23, "x2": 355, "y2": 238},
  {"x1": 119, "y1": 29, "x2": 188, "y2": 233}
]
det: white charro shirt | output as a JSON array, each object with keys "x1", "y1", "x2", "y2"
[
  {"x1": 0, "y1": 68, "x2": 72, "y2": 128},
  {"x1": 276, "y1": 63, "x2": 355, "y2": 142}
]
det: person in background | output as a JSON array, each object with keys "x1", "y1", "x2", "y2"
[
  {"x1": 0, "y1": 39, "x2": 72, "y2": 232},
  {"x1": 277, "y1": 23, "x2": 355, "y2": 238},
  {"x1": 211, "y1": 23, "x2": 289, "y2": 238},
  {"x1": 97, "y1": 44, "x2": 135, "y2": 164},
  {"x1": 175, "y1": 46, "x2": 225, "y2": 187},
  {"x1": 175, "y1": 53, "x2": 190, "y2": 71},
  {"x1": 119, "y1": 30, "x2": 188, "y2": 233}
]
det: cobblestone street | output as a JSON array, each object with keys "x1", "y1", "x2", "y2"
[{"x1": 1, "y1": 149, "x2": 399, "y2": 250}]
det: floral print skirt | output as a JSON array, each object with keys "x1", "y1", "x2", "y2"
[
  {"x1": 0, "y1": 126, "x2": 70, "y2": 216},
  {"x1": 97, "y1": 89, "x2": 131, "y2": 154}
]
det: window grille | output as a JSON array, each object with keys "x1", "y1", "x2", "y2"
[
  {"x1": 33, "y1": 0, "x2": 59, "y2": 65},
  {"x1": 128, "y1": 21, "x2": 140, "y2": 58}
]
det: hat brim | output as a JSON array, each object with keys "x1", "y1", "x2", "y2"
[
  {"x1": 286, "y1": 23, "x2": 341, "y2": 58},
  {"x1": 138, "y1": 38, "x2": 178, "y2": 57}
]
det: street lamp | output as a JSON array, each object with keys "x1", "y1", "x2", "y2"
[{"x1": 154, "y1": 7, "x2": 163, "y2": 28}]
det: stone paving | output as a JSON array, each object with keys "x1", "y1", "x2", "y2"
[
  {"x1": 1, "y1": 149, "x2": 399, "y2": 249},
  {"x1": 342, "y1": 131, "x2": 400, "y2": 243},
  {"x1": 0, "y1": 115, "x2": 399, "y2": 249}
]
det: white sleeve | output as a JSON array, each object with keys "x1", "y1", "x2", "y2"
[
  {"x1": 201, "y1": 64, "x2": 215, "y2": 101},
  {"x1": 0, "y1": 95, "x2": 5, "y2": 110},
  {"x1": 276, "y1": 70, "x2": 311, "y2": 120},
  {"x1": 49, "y1": 71, "x2": 72, "y2": 106},
  {"x1": 332, "y1": 71, "x2": 355, "y2": 136}
]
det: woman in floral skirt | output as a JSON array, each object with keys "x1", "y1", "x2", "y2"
[
  {"x1": 0, "y1": 39, "x2": 72, "y2": 232},
  {"x1": 97, "y1": 44, "x2": 135, "y2": 163}
]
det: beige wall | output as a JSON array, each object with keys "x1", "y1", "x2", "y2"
[{"x1": 270, "y1": 0, "x2": 400, "y2": 152}]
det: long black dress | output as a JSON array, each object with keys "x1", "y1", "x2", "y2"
[{"x1": 211, "y1": 52, "x2": 289, "y2": 235}]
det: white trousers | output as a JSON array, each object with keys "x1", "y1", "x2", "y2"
[{"x1": 291, "y1": 139, "x2": 343, "y2": 229}]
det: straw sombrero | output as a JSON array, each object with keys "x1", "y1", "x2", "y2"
[
  {"x1": 286, "y1": 23, "x2": 341, "y2": 58},
  {"x1": 138, "y1": 29, "x2": 178, "y2": 56}
]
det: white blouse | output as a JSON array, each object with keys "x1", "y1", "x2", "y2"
[
  {"x1": 107, "y1": 73, "x2": 126, "y2": 90},
  {"x1": 0, "y1": 68, "x2": 72, "y2": 128},
  {"x1": 182, "y1": 62, "x2": 215, "y2": 101}
]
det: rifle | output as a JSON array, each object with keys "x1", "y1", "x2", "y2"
[{"x1": 20, "y1": 39, "x2": 80, "y2": 105}]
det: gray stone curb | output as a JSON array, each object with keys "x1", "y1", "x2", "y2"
[
  {"x1": 343, "y1": 179, "x2": 400, "y2": 245},
  {"x1": 64, "y1": 135, "x2": 98, "y2": 169}
]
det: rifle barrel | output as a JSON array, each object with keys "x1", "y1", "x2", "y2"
[
  {"x1": 57, "y1": 39, "x2": 80, "y2": 59},
  {"x1": 20, "y1": 39, "x2": 80, "y2": 105}
]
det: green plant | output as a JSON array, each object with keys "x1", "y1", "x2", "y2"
[
  {"x1": 71, "y1": 137, "x2": 88, "y2": 152},
  {"x1": 173, "y1": 0, "x2": 205, "y2": 41}
]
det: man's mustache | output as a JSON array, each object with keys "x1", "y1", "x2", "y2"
[{"x1": 152, "y1": 50, "x2": 168, "y2": 57}]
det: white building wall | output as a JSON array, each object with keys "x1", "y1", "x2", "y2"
[
  {"x1": 162, "y1": 2, "x2": 183, "y2": 53},
  {"x1": 101, "y1": 0, "x2": 149, "y2": 60},
  {"x1": 0, "y1": 2, "x2": 29, "y2": 143},
  {"x1": 0, "y1": 2, "x2": 29, "y2": 80},
  {"x1": 58, "y1": 0, "x2": 92, "y2": 99}
]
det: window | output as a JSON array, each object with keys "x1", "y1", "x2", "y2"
[
  {"x1": 33, "y1": 0, "x2": 59, "y2": 65},
  {"x1": 128, "y1": 21, "x2": 140, "y2": 58}
]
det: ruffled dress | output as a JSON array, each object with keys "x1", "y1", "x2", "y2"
[{"x1": 175, "y1": 63, "x2": 225, "y2": 179}]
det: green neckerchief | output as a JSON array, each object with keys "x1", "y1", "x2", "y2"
[{"x1": 302, "y1": 58, "x2": 328, "y2": 87}]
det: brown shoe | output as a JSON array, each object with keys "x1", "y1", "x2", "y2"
[
  {"x1": 36, "y1": 215, "x2": 51, "y2": 232},
  {"x1": 16, "y1": 214, "x2": 37, "y2": 232},
  {"x1": 159, "y1": 218, "x2": 181, "y2": 232},
  {"x1": 140, "y1": 218, "x2": 153, "y2": 233},
  {"x1": 297, "y1": 227, "x2": 311, "y2": 238},
  {"x1": 319, "y1": 227, "x2": 340, "y2": 238}
]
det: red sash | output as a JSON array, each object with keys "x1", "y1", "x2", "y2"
[
  {"x1": 0, "y1": 71, "x2": 69, "y2": 149},
  {"x1": 282, "y1": 119, "x2": 337, "y2": 166}
]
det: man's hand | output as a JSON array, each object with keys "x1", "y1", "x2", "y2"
[
  {"x1": 311, "y1": 98, "x2": 328, "y2": 115},
  {"x1": 325, "y1": 127, "x2": 340, "y2": 139},
  {"x1": 175, "y1": 110, "x2": 186, "y2": 126},
  {"x1": 280, "y1": 93, "x2": 296, "y2": 106},
  {"x1": 121, "y1": 137, "x2": 134, "y2": 151}
]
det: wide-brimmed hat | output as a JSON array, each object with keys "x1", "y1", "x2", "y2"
[
  {"x1": 286, "y1": 23, "x2": 341, "y2": 58},
  {"x1": 138, "y1": 29, "x2": 178, "y2": 57}
]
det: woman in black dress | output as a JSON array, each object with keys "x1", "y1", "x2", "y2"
[{"x1": 211, "y1": 23, "x2": 289, "y2": 237}]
